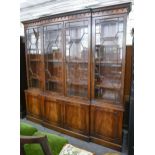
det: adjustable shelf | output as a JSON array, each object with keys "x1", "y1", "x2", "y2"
[
  {"x1": 69, "y1": 38, "x2": 81, "y2": 44},
  {"x1": 95, "y1": 72, "x2": 121, "y2": 76},
  {"x1": 66, "y1": 60, "x2": 88, "y2": 63},
  {"x1": 47, "y1": 78, "x2": 61, "y2": 83},
  {"x1": 30, "y1": 59, "x2": 41, "y2": 62},
  {"x1": 96, "y1": 83, "x2": 121, "y2": 90},
  {"x1": 101, "y1": 36, "x2": 118, "y2": 41},
  {"x1": 46, "y1": 60, "x2": 62, "y2": 63},
  {"x1": 67, "y1": 81, "x2": 88, "y2": 86},
  {"x1": 30, "y1": 76, "x2": 39, "y2": 80},
  {"x1": 95, "y1": 61, "x2": 122, "y2": 67}
]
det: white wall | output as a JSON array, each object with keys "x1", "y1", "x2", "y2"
[
  {"x1": 20, "y1": 23, "x2": 24, "y2": 36},
  {"x1": 126, "y1": 3, "x2": 134, "y2": 45}
]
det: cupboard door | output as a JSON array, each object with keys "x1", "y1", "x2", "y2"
[
  {"x1": 92, "y1": 17, "x2": 126, "y2": 104},
  {"x1": 26, "y1": 27, "x2": 43, "y2": 89},
  {"x1": 65, "y1": 20, "x2": 89, "y2": 98},
  {"x1": 25, "y1": 92, "x2": 42, "y2": 118},
  {"x1": 63, "y1": 101, "x2": 89, "y2": 135},
  {"x1": 91, "y1": 105, "x2": 123, "y2": 144},
  {"x1": 43, "y1": 23, "x2": 63, "y2": 94},
  {"x1": 44, "y1": 97, "x2": 63, "y2": 127}
]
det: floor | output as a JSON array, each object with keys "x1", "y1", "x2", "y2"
[{"x1": 21, "y1": 118, "x2": 128, "y2": 155}]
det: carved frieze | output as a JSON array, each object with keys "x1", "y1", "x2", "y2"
[{"x1": 23, "y1": 3, "x2": 130, "y2": 28}]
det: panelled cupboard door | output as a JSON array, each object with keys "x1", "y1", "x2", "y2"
[
  {"x1": 25, "y1": 92, "x2": 42, "y2": 118},
  {"x1": 44, "y1": 97, "x2": 63, "y2": 127},
  {"x1": 25, "y1": 27, "x2": 44, "y2": 89},
  {"x1": 90, "y1": 105, "x2": 123, "y2": 144},
  {"x1": 63, "y1": 101, "x2": 89, "y2": 135}
]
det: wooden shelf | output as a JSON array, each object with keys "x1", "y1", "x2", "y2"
[
  {"x1": 95, "y1": 44, "x2": 119, "y2": 47},
  {"x1": 78, "y1": 68, "x2": 88, "y2": 71},
  {"x1": 27, "y1": 48, "x2": 38, "y2": 50},
  {"x1": 95, "y1": 72, "x2": 121, "y2": 77},
  {"x1": 69, "y1": 38, "x2": 81, "y2": 43},
  {"x1": 47, "y1": 78, "x2": 61, "y2": 83},
  {"x1": 67, "y1": 81, "x2": 87, "y2": 86},
  {"x1": 66, "y1": 61, "x2": 88, "y2": 63},
  {"x1": 95, "y1": 61, "x2": 122, "y2": 67},
  {"x1": 101, "y1": 36, "x2": 118, "y2": 41},
  {"x1": 30, "y1": 75, "x2": 39, "y2": 79},
  {"x1": 30, "y1": 59, "x2": 41, "y2": 62},
  {"x1": 96, "y1": 83, "x2": 121, "y2": 90},
  {"x1": 46, "y1": 60, "x2": 62, "y2": 63}
]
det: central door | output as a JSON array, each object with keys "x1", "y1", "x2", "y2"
[
  {"x1": 43, "y1": 23, "x2": 64, "y2": 94},
  {"x1": 65, "y1": 19, "x2": 90, "y2": 98}
]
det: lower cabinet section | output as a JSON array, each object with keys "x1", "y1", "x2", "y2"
[
  {"x1": 25, "y1": 90, "x2": 124, "y2": 150},
  {"x1": 90, "y1": 104, "x2": 123, "y2": 151},
  {"x1": 43, "y1": 98, "x2": 90, "y2": 141},
  {"x1": 25, "y1": 90, "x2": 43, "y2": 123}
]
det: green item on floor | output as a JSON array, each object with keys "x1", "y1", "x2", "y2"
[
  {"x1": 20, "y1": 122, "x2": 38, "y2": 136},
  {"x1": 24, "y1": 144, "x2": 44, "y2": 155},
  {"x1": 21, "y1": 123, "x2": 68, "y2": 155},
  {"x1": 34, "y1": 131, "x2": 68, "y2": 155},
  {"x1": 24, "y1": 131, "x2": 68, "y2": 155}
]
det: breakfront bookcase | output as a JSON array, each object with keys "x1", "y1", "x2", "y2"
[{"x1": 23, "y1": 2, "x2": 131, "y2": 151}]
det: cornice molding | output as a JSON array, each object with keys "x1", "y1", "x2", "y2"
[{"x1": 23, "y1": 2, "x2": 131, "y2": 28}]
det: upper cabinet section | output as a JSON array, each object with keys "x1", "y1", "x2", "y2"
[
  {"x1": 26, "y1": 27, "x2": 42, "y2": 89},
  {"x1": 24, "y1": 2, "x2": 131, "y2": 103},
  {"x1": 43, "y1": 23, "x2": 63, "y2": 94},
  {"x1": 65, "y1": 20, "x2": 89, "y2": 98},
  {"x1": 93, "y1": 16, "x2": 126, "y2": 104}
]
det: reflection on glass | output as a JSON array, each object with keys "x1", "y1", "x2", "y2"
[
  {"x1": 94, "y1": 17, "x2": 124, "y2": 104},
  {"x1": 26, "y1": 27, "x2": 41, "y2": 88},
  {"x1": 44, "y1": 24, "x2": 63, "y2": 93},
  {"x1": 65, "y1": 21, "x2": 89, "y2": 98}
]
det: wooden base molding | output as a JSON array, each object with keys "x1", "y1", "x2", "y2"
[
  {"x1": 90, "y1": 136, "x2": 122, "y2": 151},
  {"x1": 26, "y1": 115, "x2": 43, "y2": 125},
  {"x1": 43, "y1": 122, "x2": 90, "y2": 142}
]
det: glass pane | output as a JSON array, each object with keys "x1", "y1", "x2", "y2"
[
  {"x1": 44, "y1": 24, "x2": 63, "y2": 93},
  {"x1": 31, "y1": 78, "x2": 40, "y2": 88},
  {"x1": 26, "y1": 27, "x2": 41, "y2": 88},
  {"x1": 94, "y1": 17, "x2": 124, "y2": 104},
  {"x1": 65, "y1": 21, "x2": 89, "y2": 98}
]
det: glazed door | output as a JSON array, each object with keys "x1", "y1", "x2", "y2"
[
  {"x1": 43, "y1": 23, "x2": 64, "y2": 94},
  {"x1": 26, "y1": 27, "x2": 44, "y2": 89},
  {"x1": 92, "y1": 16, "x2": 126, "y2": 104},
  {"x1": 65, "y1": 19, "x2": 90, "y2": 98}
]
